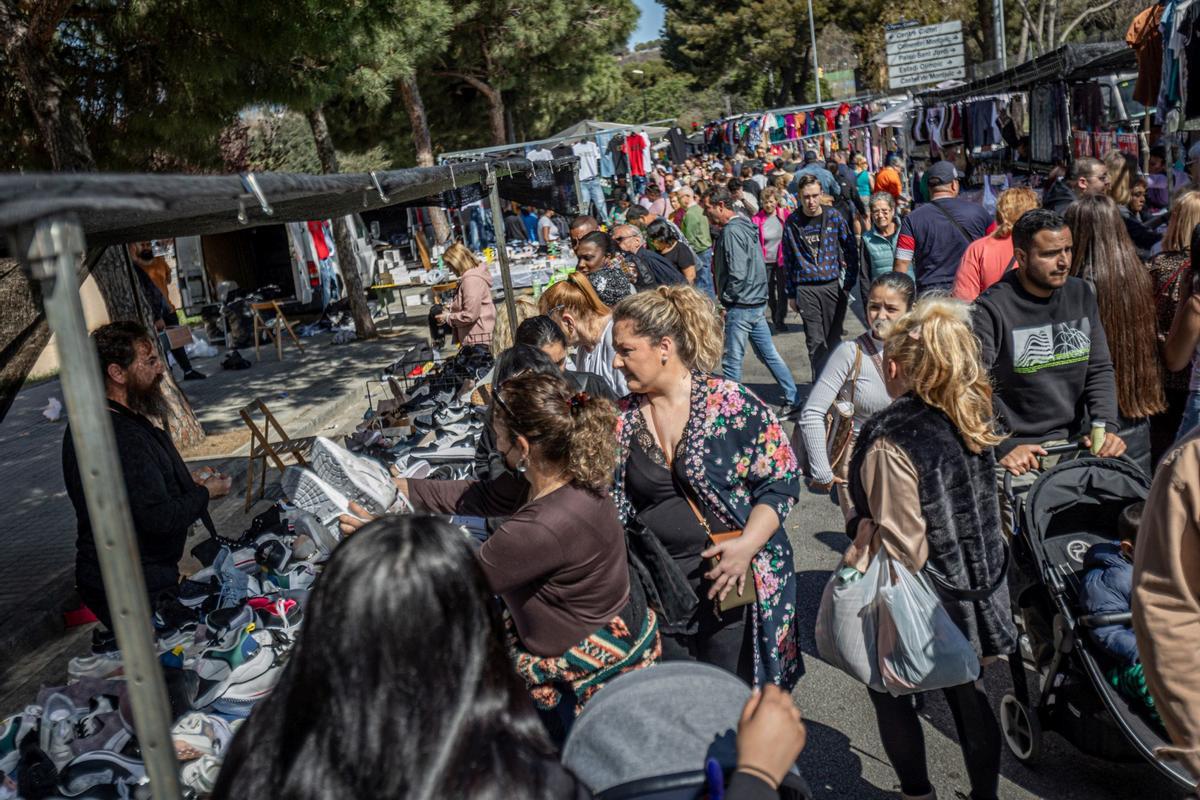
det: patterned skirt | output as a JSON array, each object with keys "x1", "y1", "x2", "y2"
[{"x1": 505, "y1": 598, "x2": 661, "y2": 714}]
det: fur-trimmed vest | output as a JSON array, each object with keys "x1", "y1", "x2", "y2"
[{"x1": 848, "y1": 394, "x2": 1018, "y2": 658}]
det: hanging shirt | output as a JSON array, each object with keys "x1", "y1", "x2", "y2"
[
  {"x1": 306, "y1": 220, "x2": 331, "y2": 260},
  {"x1": 572, "y1": 140, "x2": 602, "y2": 181},
  {"x1": 624, "y1": 135, "x2": 646, "y2": 177},
  {"x1": 527, "y1": 147, "x2": 554, "y2": 161}
]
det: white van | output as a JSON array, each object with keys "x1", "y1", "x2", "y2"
[{"x1": 176, "y1": 213, "x2": 376, "y2": 312}]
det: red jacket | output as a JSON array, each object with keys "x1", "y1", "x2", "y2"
[{"x1": 751, "y1": 207, "x2": 792, "y2": 264}]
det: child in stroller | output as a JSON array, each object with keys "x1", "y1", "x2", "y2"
[{"x1": 1079, "y1": 501, "x2": 1160, "y2": 722}]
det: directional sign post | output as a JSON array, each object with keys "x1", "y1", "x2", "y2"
[{"x1": 885, "y1": 20, "x2": 966, "y2": 90}]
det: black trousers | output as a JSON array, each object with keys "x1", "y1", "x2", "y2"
[
  {"x1": 659, "y1": 597, "x2": 754, "y2": 684},
  {"x1": 77, "y1": 560, "x2": 181, "y2": 631},
  {"x1": 766, "y1": 261, "x2": 788, "y2": 327},
  {"x1": 795, "y1": 279, "x2": 847, "y2": 377},
  {"x1": 867, "y1": 681, "x2": 1001, "y2": 800},
  {"x1": 168, "y1": 310, "x2": 195, "y2": 373}
]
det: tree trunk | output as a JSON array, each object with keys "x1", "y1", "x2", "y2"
[
  {"x1": 776, "y1": 60, "x2": 797, "y2": 108},
  {"x1": 398, "y1": 75, "x2": 450, "y2": 244},
  {"x1": 90, "y1": 246, "x2": 206, "y2": 449},
  {"x1": 976, "y1": 0, "x2": 995, "y2": 65},
  {"x1": 482, "y1": 85, "x2": 507, "y2": 146},
  {"x1": 0, "y1": 2, "x2": 95, "y2": 171},
  {"x1": 304, "y1": 105, "x2": 377, "y2": 340},
  {"x1": 1018, "y1": 18, "x2": 1029, "y2": 63}
]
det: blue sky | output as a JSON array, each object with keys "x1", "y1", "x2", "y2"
[{"x1": 631, "y1": 0, "x2": 664, "y2": 44}]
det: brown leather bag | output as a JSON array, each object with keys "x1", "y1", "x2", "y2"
[{"x1": 685, "y1": 492, "x2": 757, "y2": 615}]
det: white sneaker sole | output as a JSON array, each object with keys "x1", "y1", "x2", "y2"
[
  {"x1": 280, "y1": 467, "x2": 351, "y2": 527},
  {"x1": 310, "y1": 438, "x2": 396, "y2": 514}
]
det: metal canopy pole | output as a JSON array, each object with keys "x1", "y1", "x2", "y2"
[
  {"x1": 486, "y1": 175, "x2": 520, "y2": 332},
  {"x1": 12, "y1": 217, "x2": 183, "y2": 800}
]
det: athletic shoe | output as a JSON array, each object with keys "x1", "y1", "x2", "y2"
[
  {"x1": 56, "y1": 750, "x2": 146, "y2": 798},
  {"x1": 214, "y1": 547, "x2": 262, "y2": 609},
  {"x1": 191, "y1": 625, "x2": 281, "y2": 709},
  {"x1": 285, "y1": 509, "x2": 341, "y2": 560},
  {"x1": 39, "y1": 693, "x2": 79, "y2": 770},
  {"x1": 178, "y1": 568, "x2": 222, "y2": 610},
  {"x1": 261, "y1": 562, "x2": 319, "y2": 594},
  {"x1": 171, "y1": 712, "x2": 235, "y2": 761},
  {"x1": 280, "y1": 467, "x2": 352, "y2": 529},
  {"x1": 180, "y1": 754, "x2": 222, "y2": 796},
  {"x1": 0, "y1": 708, "x2": 39, "y2": 775},
  {"x1": 67, "y1": 651, "x2": 124, "y2": 682},
  {"x1": 248, "y1": 597, "x2": 303, "y2": 647},
  {"x1": 68, "y1": 704, "x2": 132, "y2": 759},
  {"x1": 309, "y1": 437, "x2": 397, "y2": 514}
]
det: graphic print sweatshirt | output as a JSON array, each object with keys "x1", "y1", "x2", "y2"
[{"x1": 973, "y1": 270, "x2": 1119, "y2": 455}]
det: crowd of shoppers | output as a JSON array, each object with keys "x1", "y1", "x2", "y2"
[{"x1": 72, "y1": 139, "x2": 1200, "y2": 800}]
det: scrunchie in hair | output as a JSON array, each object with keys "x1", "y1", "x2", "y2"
[{"x1": 567, "y1": 392, "x2": 591, "y2": 416}]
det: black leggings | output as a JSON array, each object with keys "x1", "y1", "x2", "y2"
[{"x1": 867, "y1": 681, "x2": 1001, "y2": 800}]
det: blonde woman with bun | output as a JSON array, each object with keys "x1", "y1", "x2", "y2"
[
  {"x1": 435, "y1": 242, "x2": 496, "y2": 348},
  {"x1": 952, "y1": 187, "x2": 1039, "y2": 302},
  {"x1": 608, "y1": 285, "x2": 802, "y2": 689},
  {"x1": 842, "y1": 296, "x2": 1016, "y2": 800}
]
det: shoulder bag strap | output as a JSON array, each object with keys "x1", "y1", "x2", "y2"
[
  {"x1": 929, "y1": 200, "x2": 973, "y2": 245},
  {"x1": 843, "y1": 343, "x2": 863, "y2": 405}
]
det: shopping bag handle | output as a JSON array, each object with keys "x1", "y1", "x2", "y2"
[{"x1": 922, "y1": 539, "x2": 1010, "y2": 601}]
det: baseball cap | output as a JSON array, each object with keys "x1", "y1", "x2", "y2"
[{"x1": 926, "y1": 160, "x2": 961, "y2": 187}]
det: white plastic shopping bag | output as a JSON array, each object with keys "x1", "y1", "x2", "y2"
[
  {"x1": 814, "y1": 549, "x2": 887, "y2": 692},
  {"x1": 876, "y1": 552, "x2": 980, "y2": 695}
]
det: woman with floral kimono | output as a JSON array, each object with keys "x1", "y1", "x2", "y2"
[{"x1": 610, "y1": 285, "x2": 803, "y2": 688}]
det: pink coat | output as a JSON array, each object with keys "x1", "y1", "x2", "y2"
[{"x1": 752, "y1": 207, "x2": 793, "y2": 264}]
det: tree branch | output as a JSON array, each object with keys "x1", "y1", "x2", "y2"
[
  {"x1": 1058, "y1": 0, "x2": 1120, "y2": 42},
  {"x1": 25, "y1": 0, "x2": 75, "y2": 46},
  {"x1": 434, "y1": 70, "x2": 499, "y2": 100}
]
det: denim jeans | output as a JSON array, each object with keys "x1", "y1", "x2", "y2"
[
  {"x1": 632, "y1": 175, "x2": 647, "y2": 196},
  {"x1": 694, "y1": 248, "x2": 716, "y2": 298},
  {"x1": 721, "y1": 305, "x2": 799, "y2": 405},
  {"x1": 1177, "y1": 390, "x2": 1200, "y2": 445},
  {"x1": 579, "y1": 177, "x2": 608, "y2": 221}
]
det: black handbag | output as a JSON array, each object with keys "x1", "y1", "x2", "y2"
[{"x1": 625, "y1": 518, "x2": 700, "y2": 635}]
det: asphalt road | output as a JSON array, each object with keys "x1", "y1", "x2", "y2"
[{"x1": 741, "y1": 309, "x2": 1188, "y2": 800}]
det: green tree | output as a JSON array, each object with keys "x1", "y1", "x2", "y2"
[{"x1": 437, "y1": 0, "x2": 638, "y2": 144}]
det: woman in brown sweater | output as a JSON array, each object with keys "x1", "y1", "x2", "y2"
[{"x1": 341, "y1": 371, "x2": 659, "y2": 725}]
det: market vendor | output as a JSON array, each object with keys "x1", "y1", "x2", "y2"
[{"x1": 62, "y1": 321, "x2": 231, "y2": 635}]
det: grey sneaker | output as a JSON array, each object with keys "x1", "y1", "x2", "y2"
[{"x1": 309, "y1": 437, "x2": 397, "y2": 515}]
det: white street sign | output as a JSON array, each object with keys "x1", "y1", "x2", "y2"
[
  {"x1": 885, "y1": 19, "x2": 965, "y2": 89},
  {"x1": 884, "y1": 20, "x2": 961, "y2": 44},
  {"x1": 886, "y1": 32, "x2": 966, "y2": 57},
  {"x1": 888, "y1": 64, "x2": 967, "y2": 89}
]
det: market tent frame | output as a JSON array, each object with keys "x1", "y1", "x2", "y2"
[{"x1": 0, "y1": 154, "x2": 577, "y2": 800}]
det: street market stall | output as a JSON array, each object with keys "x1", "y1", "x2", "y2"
[{"x1": 0, "y1": 155, "x2": 574, "y2": 799}]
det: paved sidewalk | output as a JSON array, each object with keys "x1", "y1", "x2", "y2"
[{"x1": 0, "y1": 323, "x2": 423, "y2": 674}]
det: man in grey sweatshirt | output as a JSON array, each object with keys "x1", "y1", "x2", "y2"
[{"x1": 704, "y1": 186, "x2": 801, "y2": 412}]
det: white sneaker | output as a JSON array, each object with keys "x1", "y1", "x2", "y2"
[
  {"x1": 67, "y1": 651, "x2": 124, "y2": 682},
  {"x1": 180, "y1": 754, "x2": 223, "y2": 796},
  {"x1": 309, "y1": 437, "x2": 397, "y2": 514},
  {"x1": 172, "y1": 712, "x2": 235, "y2": 760},
  {"x1": 281, "y1": 467, "x2": 352, "y2": 528},
  {"x1": 39, "y1": 693, "x2": 79, "y2": 770}
]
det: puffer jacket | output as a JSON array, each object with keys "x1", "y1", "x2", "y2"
[{"x1": 1079, "y1": 541, "x2": 1138, "y2": 665}]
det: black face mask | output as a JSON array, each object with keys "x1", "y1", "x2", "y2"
[{"x1": 138, "y1": 249, "x2": 153, "y2": 261}]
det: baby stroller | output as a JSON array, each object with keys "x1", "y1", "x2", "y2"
[{"x1": 1000, "y1": 444, "x2": 1196, "y2": 791}]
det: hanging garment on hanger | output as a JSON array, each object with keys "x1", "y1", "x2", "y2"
[
  {"x1": 926, "y1": 106, "x2": 946, "y2": 152},
  {"x1": 982, "y1": 174, "x2": 997, "y2": 215}
]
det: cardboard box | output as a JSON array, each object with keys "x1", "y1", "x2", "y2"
[{"x1": 164, "y1": 326, "x2": 194, "y2": 349}]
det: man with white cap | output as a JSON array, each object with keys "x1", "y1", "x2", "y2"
[{"x1": 894, "y1": 160, "x2": 992, "y2": 293}]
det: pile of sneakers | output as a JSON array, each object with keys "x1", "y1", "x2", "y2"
[{"x1": 0, "y1": 506, "x2": 333, "y2": 799}]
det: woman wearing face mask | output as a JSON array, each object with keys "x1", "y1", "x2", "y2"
[
  {"x1": 342, "y1": 371, "x2": 659, "y2": 730},
  {"x1": 572, "y1": 231, "x2": 635, "y2": 307},
  {"x1": 799, "y1": 272, "x2": 914, "y2": 518},
  {"x1": 608, "y1": 285, "x2": 802, "y2": 688},
  {"x1": 539, "y1": 274, "x2": 628, "y2": 397},
  {"x1": 843, "y1": 297, "x2": 1016, "y2": 800}
]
